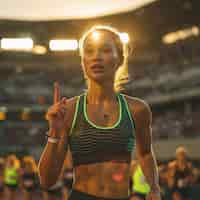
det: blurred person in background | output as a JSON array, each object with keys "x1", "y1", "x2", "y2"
[
  {"x1": 0, "y1": 157, "x2": 5, "y2": 199},
  {"x1": 20, "y1": 155, "x2": 38, "y2": 200},
  {"x1": 4, "y1": 154, "x2": 20, "y2": 200},
  {"x1": 130, "y1": 160, "x2": 150, "y2": 200},
  {"x1": 168, "y1": 146, "x2": 193, "y2": 200},
  {"x1": 157, "y1": 163, "x2": 170, "y2": 200},
  {"x1": 38, "y1": 25, "x2": 161, "y2": 200}
]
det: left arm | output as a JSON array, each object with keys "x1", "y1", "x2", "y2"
[{"x1": 128, "y1": 97, "x2": 161, "y2": 199}]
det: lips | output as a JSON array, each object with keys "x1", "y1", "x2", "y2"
[
  {"x1": 91, "y1": 64, "x2": 104, "y2": 70},
  {"x1": 90, "y1": 64, "x2": 105, "y2": 74}
]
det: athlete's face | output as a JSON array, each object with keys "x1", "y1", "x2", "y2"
[{"x1": 81, "y1": 31, "x2": 122, "y2": 83}]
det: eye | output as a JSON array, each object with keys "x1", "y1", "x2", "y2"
[{"x1": 85, "y1": 47, "x2": 94, "y2": 54}]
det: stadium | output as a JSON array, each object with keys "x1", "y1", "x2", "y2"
[{"x1": 0, "y1": 0, "x2": 199, "y2": 199}]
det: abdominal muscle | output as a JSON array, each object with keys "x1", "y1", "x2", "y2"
[{"x1": 73, "y1": 161, "x2": 130, "y2": 198}]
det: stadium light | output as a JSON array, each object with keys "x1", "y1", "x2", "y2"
[
  {"x1": 0, "y1": 38, "x2": 33, "y2": 51},
  {"x1": 32, "y1": 45, "x2": 47, "y2": 55},
  {"x1": 162, "y1": 26, "x2": 199, "y2": 44},
  {"x1": 49, "y1": 39, "x2": 78, "y2": 51}
]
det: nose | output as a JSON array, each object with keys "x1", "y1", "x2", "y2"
[{"x1": 92, "y1": 49, "x2": 102, "y2": 60}]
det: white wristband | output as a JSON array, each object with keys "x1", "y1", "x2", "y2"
[{"x1": 47, "y1": 137, "x2": 59, "y2": 143}]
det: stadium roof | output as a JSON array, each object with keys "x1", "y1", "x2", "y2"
[
  {"x1": 0, "y1": 0, "x2": 157, "y2": 21},
  {"x1": 0, "y1": 0, "x2": 199, "y2": 51}
]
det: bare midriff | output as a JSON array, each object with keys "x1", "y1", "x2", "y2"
[{"x1": 73, "y1": 161, "x2": 130, "y2": 199}]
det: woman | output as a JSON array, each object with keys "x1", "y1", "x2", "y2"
[
  {"x1": 4, "y1": 154, "x2": 20, "y2": 200},
  {"x1": 38, "y1": 25, "x2": 161, "y2": 200},
  {"x1": 168, "y1": 146, "x2": 193, "y2": 200},
  {"x1": 20, "y1": 156, "x2": 38, "y2": 200}
]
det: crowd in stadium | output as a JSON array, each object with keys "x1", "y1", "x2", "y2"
[
  {"x1": 0, "y1": 146, "x2": 200, "y2": 200},
  {"x1": 0, "y1": 1, "x2": 199, "y2": 200},
  {"x1": 0, "y1": 8, "x2": 199, "y2": 200}
]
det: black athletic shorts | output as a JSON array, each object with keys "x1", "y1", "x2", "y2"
[
  {"x1": 68, "y1": 189, "x2": 129, "y2": 200},
  {"x1": 130, "y1": 192, "x2": 146, "y2": 200},
  {"x1": 5, "y1": 184, "x2": 18, "y2": 190}
]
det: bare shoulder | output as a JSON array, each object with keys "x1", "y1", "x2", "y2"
[
  {"x1": 65, "y1": 96, "x2": 79, "y2": 111},
  {"x1": 64, "y1": 95, "x2": 80, "y2": 131},
  {"x1": 122, "y1": 94, "x2": 152, "y2": 121}
]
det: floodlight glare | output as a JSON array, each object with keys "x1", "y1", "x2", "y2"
[
  {"x1": 49, "y1": 39, "x2": 78, "y2": 51},
  {"x1": 1, "y1": 38, "x2": 33, "y2": 51}
]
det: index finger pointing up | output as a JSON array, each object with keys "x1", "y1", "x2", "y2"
[{"x1": 54, "y1": 81, "x2": 60, "y2": 104}]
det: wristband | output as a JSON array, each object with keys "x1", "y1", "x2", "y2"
[
  {"x1": 47, "y1": 137, "x2": 59, "y2": 143},
  {"x1": 45, "y1": 131, "x2": 61, "y2": 140}
]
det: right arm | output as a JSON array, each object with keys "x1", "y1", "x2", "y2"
[
  {"x1": 38, "y1": 129, "x2": 68, "y2": 188},
  {"x1": 38, "y1": 83, "x2": 77, "y2": 189}
]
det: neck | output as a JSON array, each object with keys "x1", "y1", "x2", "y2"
[{"x1": 87, "y1": 79, "x2": 117, "y2": 104}]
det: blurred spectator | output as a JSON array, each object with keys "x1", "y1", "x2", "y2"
[
  {"x1": 168, "y1": 146, "x2": 194, "y2": 200},
  {"x1": 4, "y1": 154, "x2": 20, "y2": 200},
  {"x1": 20, "y1": 155, "x2": 38, "y2": 200}
]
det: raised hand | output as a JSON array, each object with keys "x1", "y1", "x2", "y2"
[{"x1": 46, "y1": 82, "x2": 67, "y2": 137}]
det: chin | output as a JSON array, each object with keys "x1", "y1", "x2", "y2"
[
  {"x1": 88, "y1": 72, "x2": 105, "y2": 80},
  {"x1": 87, "y1": 71, "x2": 115, "y2": 84}
]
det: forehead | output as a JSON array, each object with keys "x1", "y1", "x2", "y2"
[{"x1": 84, "y1": 30, "x2": 118, "y2": 48}]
